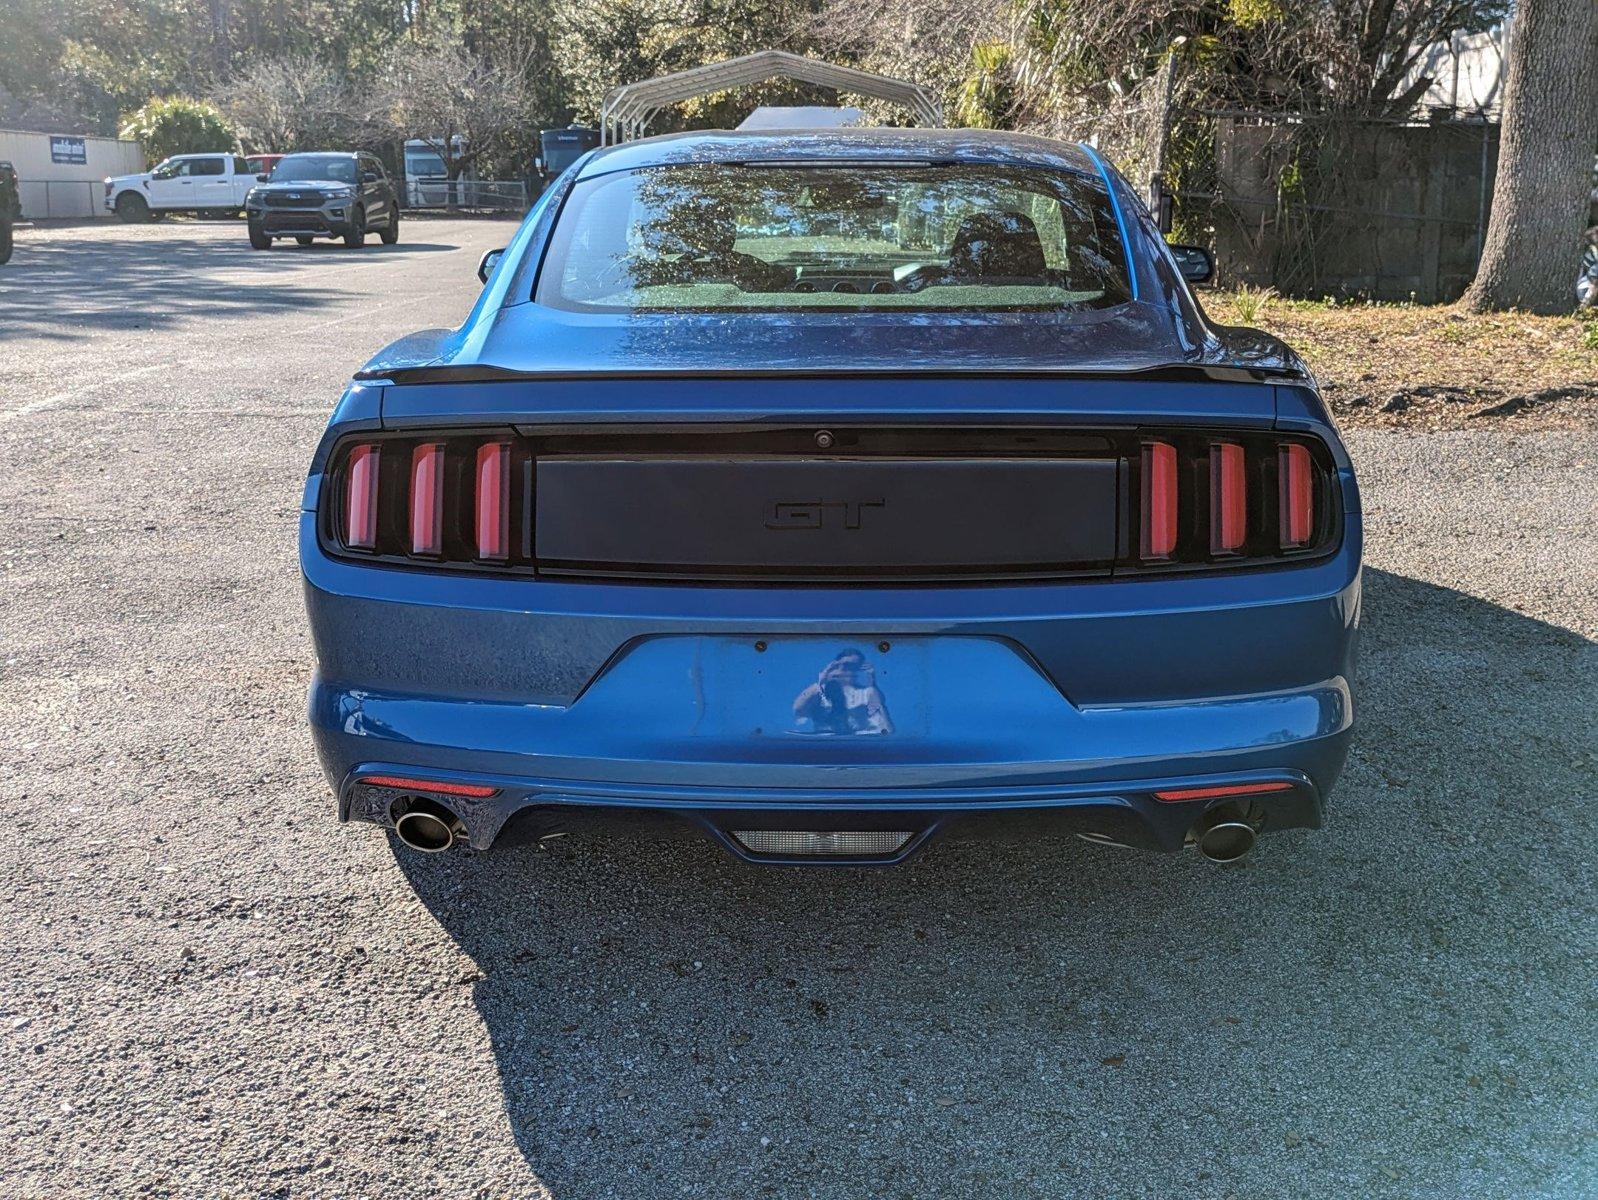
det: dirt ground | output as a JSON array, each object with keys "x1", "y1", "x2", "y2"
[{"x1": 1205, "y1": 291, "x2": 1598, "y2": 430}]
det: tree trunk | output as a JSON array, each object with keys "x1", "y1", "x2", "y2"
[{"x1": 1464, "y1": 0, "x2": 1598, "y2": 313}]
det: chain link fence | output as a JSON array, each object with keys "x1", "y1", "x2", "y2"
[{"x1": 403, "y1": 178, "x2": 529, "y2": 212}]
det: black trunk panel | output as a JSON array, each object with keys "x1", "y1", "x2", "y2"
[{"x1": 534, "y1": 456, "x2": 1118, "y2": 581}]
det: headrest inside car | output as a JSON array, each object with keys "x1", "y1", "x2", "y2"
[{"x1": 947, "y1": 211, "x2": 1048, "y2": 278}]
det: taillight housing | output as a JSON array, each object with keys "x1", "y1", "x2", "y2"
[
  {"x1": 327, "y1": 431, "x2": 530, "y2": 568},
  {"x1": 1130, "y1": 429, "x2": 1335, "y2": 572}
]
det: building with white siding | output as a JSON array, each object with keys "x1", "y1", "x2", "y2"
[{"x1": 0, "y1": 128, "x2": 144, "y2": 219}]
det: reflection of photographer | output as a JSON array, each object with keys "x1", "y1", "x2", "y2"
[{"x1": 792, "y1": 648, "x2": 894, "y2": 735}]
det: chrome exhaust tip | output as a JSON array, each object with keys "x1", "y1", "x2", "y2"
[
  {"x1": 1191, "y1": 804, "x2": 1259, "y2": 864},
  {"x1": 393, "y1": 799, "x2": 464, "y2": 853}
]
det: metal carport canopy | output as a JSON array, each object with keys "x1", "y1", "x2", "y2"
[{"x1": 599, "y1": 50, "x2": 943, "y2": 144}]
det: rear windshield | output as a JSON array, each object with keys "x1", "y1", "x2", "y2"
[
  {"x1": 536, "y1": 163, "x2": 1132, "y2": 313},
  {"x1": 270, "y1": 155, "x2": 358, "y2": 185}
]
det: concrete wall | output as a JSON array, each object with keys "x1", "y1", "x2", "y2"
[
  {"x1": 1208, "y1": 117, "x2": 1499, "y2": 302},
  {"x1": 0, "y1": 128, "x2": 145, "y2": 219}
]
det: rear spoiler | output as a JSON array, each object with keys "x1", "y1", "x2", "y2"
[{"x1": 355, "y1": 362, "x2": 1307, "y2": 386}]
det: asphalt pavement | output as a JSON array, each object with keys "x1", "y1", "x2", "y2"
[{"x1": 0, "y1": 219, "x2": 1593, "y2": 1199}]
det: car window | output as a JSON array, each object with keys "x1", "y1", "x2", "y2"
[
  {"x1": 269, "y1": 156, "x2": 358, "y2": 185},
  {"x1": 151, "y1": 159, "x2": 189, "y2": 180},
  {"x1": 190, "y1": 157, "x2": 226, "y2": 177},
  {"x1": 233, "y1": 157, "x2": 250, "y2": 176},
  {"x1": 536, "y1": 163, "x2": 1132, "y2": 313}
]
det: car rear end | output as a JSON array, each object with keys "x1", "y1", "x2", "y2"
[{"x1": 301, "y1": 134, "x2": 1361, "y2": 865}]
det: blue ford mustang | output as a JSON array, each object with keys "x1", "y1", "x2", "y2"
[{"x1": 300, "y1": 129, "x2": 1361, "y2": 865}]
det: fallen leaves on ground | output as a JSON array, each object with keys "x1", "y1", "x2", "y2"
[{"x1": 1204, "y1": 294, "x2": 1598, "y2": 431}]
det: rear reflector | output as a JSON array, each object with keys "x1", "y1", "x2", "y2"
[
  {"x1": 475, "y1": 441, "x2": 511, "y2": 561},
  {"x1": 1279, "y1": 443, "x2": 1315, "y2": 547},
  {"x1": 1141, "y1": 441, "x2": 1178, "y2": 559},
  {"x1": 358, "y1": 775, "x2": 499, "y2": 798},
  {"x1": 1153, "y1": 781, "x2": 1294, "y2": 802},
  {"x1": 344, "y1": 443, "x2": 380, "y2": 550},
  {"x1": 1210, "y1": 442, "x2": 1246, "y2": 553},
  {"x1": 409, "y1": 443, "x2": 445, "y2": 556},
  {"x1": 730, "y1": 830, "x2": 913, "y2": 857}
]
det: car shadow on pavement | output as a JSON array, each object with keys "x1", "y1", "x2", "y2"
[
  {"x1": 0, "y1": 227, "x2": 457, "y2": 342},
  {"x1": 393, "y1": 567, "x2": 1595, "y2": 1197}
]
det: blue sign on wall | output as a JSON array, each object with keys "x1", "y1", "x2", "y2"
[{"x1": 50, "y1": 136, "x2": 87, "y2": 165}]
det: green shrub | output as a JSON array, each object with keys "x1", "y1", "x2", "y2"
[{"x1": 119, "y1": 97, "x2": 237, "y2": 165}]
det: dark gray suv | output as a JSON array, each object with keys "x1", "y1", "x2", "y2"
[{"x1": 246, "y1": 152, "x2": 399, "y2": 250}]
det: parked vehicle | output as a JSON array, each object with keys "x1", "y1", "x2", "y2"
[
  {"x1": 245, "y1": 152, "x2": 398, "y2": 250},
  {"x1": 302, "y1": 129, "x2": 1362, "y2": 866},
  {"x1": 0, "y1": 208, "x2": 11, "y2": 265},
  {"x1": 403, "y1": 136, "x2": 468, "y2": 207},
  {"x1": 104, "y1": 153, "x2": 258, "y2": 221},
  {"x1": 537, "y1": 125, "x2": 599, "y2": 187},
  {"x1": 0, "y1": 160, "x2": 19, "y2": 222},
  {"x1": 245, "y1": 153, "x2": 285, "y2": 177}
]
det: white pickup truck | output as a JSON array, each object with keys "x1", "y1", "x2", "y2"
[{"x1": 104, "y1": 153, "x2": 260, "y2": 221}]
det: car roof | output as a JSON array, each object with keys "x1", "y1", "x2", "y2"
[{"x1": 577, "y1": 128, "x2": 1103, "y2": 178}]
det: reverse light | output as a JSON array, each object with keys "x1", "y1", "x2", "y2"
[
  {"x1": 1279, "y1": 443, "x2": 1315, "y2": 547},
  {"x1": 1140, "y1": 441, "x2": 1178, "y2": 559},
  {"x1": 344, "y1": 443, "x2": 380, "y2": 550},
  {"x1": 1210, "y1": 442, "x2": 1246, "y2": 553},
  {"x1": 1154, "y1": 781, "x2": 1294, "y2": 802},
  {"x1": 409, "y1": 442, "x2": 445, "y2": 556},
  {"x1": 475, "y1": 441, "x2": 511, "y2": 561},
  {"x1": 358, "y1": 775, "x2": 499, "y2": 798}
]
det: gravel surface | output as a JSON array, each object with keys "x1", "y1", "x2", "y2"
[{"x1": 1, "y1": 221, "x2": 1594, "y2": 1199}]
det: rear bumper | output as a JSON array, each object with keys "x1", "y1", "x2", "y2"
[
  {"x1": 302, "y1": 511, "x2": 1361, "y2": 861},
  {"x1": 336, "y1": 759, "x2": 1338, "y2": 862}
]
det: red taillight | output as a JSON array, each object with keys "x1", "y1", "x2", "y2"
[
  {"x1": 1210, "y1": 442, "x2": 1246, "y2": 553},
  {"x1": 1279, "y1": 443, "x2": 1315, "y2": 547},
  {"x1": 344, "y1": 443, "x2": 380, "y2": 550},
  {"x1": 409, "y1": 442, "x2": 445, "y2": 556},
  {"x1": 358, "y1": 775, "x2": 499, "y2": 798},
  {"x1": 475, "y1": 441, "x2": 511, "y2": 561},
  {"x1": 1141, "y1": 441, "x2": 1178, "y2": 559},
  {"x1": 1153, "y1": 781, "x2": 1293, "y2": 802}
]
